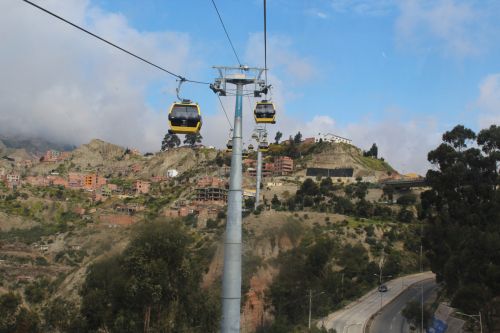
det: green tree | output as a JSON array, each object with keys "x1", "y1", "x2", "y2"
[
  {"x1": 0, "y1": 292, "x2": 20, "y2": 332},
  {"x1": 161, "y1": 133, "x2": 181, "y2": 151},
  {"x1": 215, "y1": 153, "x2": 224, "y2": 167},
  {"x1": 397, "y1": 193, "x2": 417, "y2": 206},
  {"x1": 319, "y1": 177, "x2": 334, "y2": 196},
  {"x1": 24, "y1": 278, "x2": 49, "y2": 304},
  {"x1": 333, "y1": 196, "x2": 354, "y2": 214},
  {"x1": 183, "y1": 133, "x2": 203, "y2": 147},
  {"x1": 0, "y1": 293, "x2": 39, "y2": 333},
  {"x1": 297, "y1": 178, "x2": 319, "y2": 196},
  {"x1": 43, "y1": 298, "x2": 82, "y2": 332},
  {"x1": 274, "y1": 131, "x2": 283, "y2": 144},
  {"x1": 271, "y1": 194, "x2": 281, "y2": 209},
  {"x1": 293, "y1": 131, "x2": 302, "y2": 144},
  {"x1": 402, "y1": 301, "x2": 432, "y2": 330},
  {"x1": 382, "y1": 186, "x2": 395, "y2": 202},
  {"x1": 364, "y1": 143, "x2": 378, "y2": 158},
  {"x1": 80, "y1": 220, "x2": 219, "y2": 333},
  {"x1": 354, "y1": 182, "x2": 368, "y2": 201},
  {"x1": 421, "y1": 125, "x2": 500, "y2": 329}
]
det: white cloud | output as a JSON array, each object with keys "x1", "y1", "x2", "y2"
[
  {"x1": 331, "y1": 0, "x2": 394, "y2": 16},
  {"x1": 0, "y1": 0, "x2": 197, "y2": 152},
  {"x1": 344, "y1": 117, "x2": 441, "y2": 175},
  {"x1": 306, "y1": 8, "x2": 329, "y2": 19},
  {"x1": 253, "y1": 110, "x2": 440, "y2": 175},
  {"x1": 476, "y1": 73, "x2": 500, "y2": 128},
  {"x1": 244, "y1": 33, "x2": 317, "y2": 84},
  {"x1": 197, "y1": 32, "x2": 317, "y2": 148},
  {"x1": 395, "y1": 0, "x2": 487, "y2": 57}
]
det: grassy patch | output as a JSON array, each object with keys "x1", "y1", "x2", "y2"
[
  {"x1": 344, "y1": 217, "x2": 394, "y2": 228},
  {"x1": 354, "y1": 155, "x2": 395, "y2": 172},
  {"x1": 0, "y1": 224, "x2": 66, "y2": 244}
]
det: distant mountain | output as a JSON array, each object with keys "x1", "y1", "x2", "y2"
[{"x1": 0, "y1": 135, "x2": 75, "y2": 155}]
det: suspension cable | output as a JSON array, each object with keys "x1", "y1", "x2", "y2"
[
  {"x1": 20, "y1": 0, "x2": 210, "y2": 85},
  {"x1": 210, "y1": 0, "x2": 242, "y2": 66},
  {"x1": 263, "y1": 0, "x2": 268, "y2": 90},
  {"x1": 217, "y1": 95, "x2": 233, "y2": 130}
]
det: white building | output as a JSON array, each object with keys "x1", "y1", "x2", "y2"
[
  {"x1": 314, "y1": 133, "x2": 352, "y2": 145},
  {"x1": 167, "y1": 169, "x2": 179, "y2": 178},
  {"x1": 6, "y1": 174, "x2": 20, "y2": 183}
]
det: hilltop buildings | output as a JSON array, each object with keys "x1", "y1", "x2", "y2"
[
  {"x1": 42, "y1": 150, "x2": 70, "y2": 163},
  {"x1": 246, "y1": 156, "x2": 294, "y2": 177},
  {"x1": 314, "y1": 133, "x2": 352, "y2": 145}
]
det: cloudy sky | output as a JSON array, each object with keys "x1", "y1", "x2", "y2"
[{"x1": 1, "y1": 0, "x2": 500, "y2": 174}]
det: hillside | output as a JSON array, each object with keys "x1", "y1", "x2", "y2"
[
  {"x1": 0, "y1": 137, "x2": 417, "y2": 332},
  {"x1": 266, "y1": 141, "x2": 396, "y2": 180}
]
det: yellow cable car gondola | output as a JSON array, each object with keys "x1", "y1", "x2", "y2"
[
  {"x1": 254, "y1": 100, "x2": 276, "y2": 124},
  {"x1": 242, "y1": 149, "x2": 249, "y2": 159},
  {"x1": 226, "y1": 139, "x2": 233, "y2": 153},
  {"x1": 258, "y1": 141, "x2": 269, "y2": 153},
  {"x1": 168, "y1": 101, "x2": 202, "y2": 134},
  {"x1": 168, "y1": 79, "x2": 202, "y2": 134}
]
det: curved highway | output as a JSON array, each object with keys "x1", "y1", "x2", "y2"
[
  {"x1": 318, "y1": 272, "x2": 435, "y2": 333},
  {"x1": 370, "y1": 279, "x2": 438, "y2": 333}
]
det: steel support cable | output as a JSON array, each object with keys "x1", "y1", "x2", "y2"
[
  {"x1": 20, "y1": 0, "x2": 210, "y2": 85},
  {"x1": 263, "y1": 0, "x2": 268, "y2": 88},
  {"x1": 217, "y1": 94, "x2": 233, "y2": 130},
  {"x1": 210, "y1": 0, "x2": 242, "y2": 66}
]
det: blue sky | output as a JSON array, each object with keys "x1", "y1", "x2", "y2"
[
  {"x1": 1, "y1": 0, "x2": 500, "y2": 173},
  {"x1": 92, "y1": 0, "x2": 500, "y2": 125}
]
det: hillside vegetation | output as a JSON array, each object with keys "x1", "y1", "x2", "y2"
[{"x1": 0, "y1": 138, "x2": 418, "y2": 332}]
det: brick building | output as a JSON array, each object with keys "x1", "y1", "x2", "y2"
[
  {"x1": 274, "y1": 156, "x2": 294, "y2": 175},
  {"x1": 195, "y1": 176, "x2": 227, "y2": 203},
  {"x1": 248, "y1": 162, "x2": 274, "y2": 177},
  {"x1": 5, "y1": 173, "x2": 21, "y2": 189},
  {"x1": 42, "y1": 150, "x2": 70, "y2": 162},
  {"x1": 83, "y1": 174, "x2": 107, "y2": 191},
  {"x1": 135, "y1": 180, "x2": 151, "y2": 195},
  {"x1": 68, "y1": 173, "x2": 83, "y2": 188},
  {"x1": 24, "y1": 176, "x2": 49, "y2": 187}
]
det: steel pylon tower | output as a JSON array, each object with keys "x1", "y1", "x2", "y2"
[
  {"x1": 250, "y1": 126, "x2": 267, "y2": 210},
  {"x1": 211, "y1": 66, "x2": 266, "y2": 332}
]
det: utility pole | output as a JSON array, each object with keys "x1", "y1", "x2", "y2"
[
  {"x1": 341, "y1": 273, "x2": 344, "y2": 300},
  {"x1": 420, "y1": 221, "x2": 424, "y2": 333},
  {"x1": 212, "y1": 66, "x2": 266, "y2": 333},
  {"x1": 255, "y1": 147, "x2": 262, "y2": 209},
  {"x1": 308, "y1": 289, "x2": 312, "y2": 330}
]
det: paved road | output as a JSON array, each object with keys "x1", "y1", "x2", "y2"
[
  {"x1": 370, "y1": 279, "x2": 438, "y2": 333},
  {"x1": 318, "y1": 272, "x2": 435, "y2": 333}
]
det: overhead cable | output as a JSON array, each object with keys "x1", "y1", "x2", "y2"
[
  {"x1": 263, "y1": 0, "x2": 268, "y2": 87},
  {"x1": 20, "y1": 0, "x2": 210, "y2": 85},
  {"x1": 210, "y1": 0, "x2": 242, "y2": 66},
  {"x1": 217, "y1": 95, "x2": 233, "y2": 130}
]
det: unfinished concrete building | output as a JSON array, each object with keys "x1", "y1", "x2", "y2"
[{"x1": 195, "y1": 176, "x2": 228, "y2": 203}]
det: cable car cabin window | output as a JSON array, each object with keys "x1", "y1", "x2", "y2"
[
  {"x1": 255, "y1": 103, "x2": 275, "y2": 117},
  {"x1": 169, "y1": 105, "x2": 201, "y2": 127}
]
